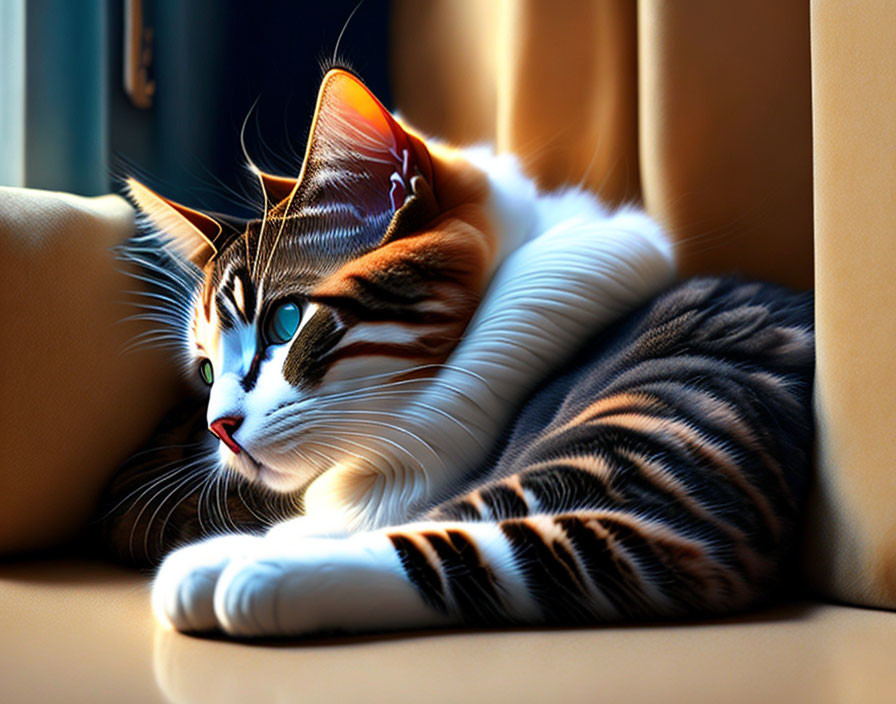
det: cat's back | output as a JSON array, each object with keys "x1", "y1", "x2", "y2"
[
  {"x1": 430, "y1": 277, "x2": 814, "y2": 612},
  {"x1": 501, "y1": 277, "x2": 813, "y2": 472}
]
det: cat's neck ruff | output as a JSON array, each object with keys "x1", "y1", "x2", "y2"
[{"x1": 302, "y1": 149, "x2": 676, "y2": 530}]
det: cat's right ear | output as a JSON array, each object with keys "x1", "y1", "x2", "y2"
[
  {"x1": 126, "y1": 178, "x2": 223, "y2": 268},
  {"x1": 253, "y1": 169, "x2": 298, "y2": 204}
]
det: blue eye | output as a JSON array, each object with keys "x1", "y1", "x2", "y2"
[{"x1": 266, "y1": 301, "x2": 301, "y2": 344}]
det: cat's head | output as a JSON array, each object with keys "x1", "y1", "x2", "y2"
[{"x1": 128, "y1": 70, "x2": 497, "y2": 492}]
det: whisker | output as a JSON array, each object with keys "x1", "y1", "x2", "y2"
[
  {"x1": 100, "y1": 452, "x2": 210, "y2": 519},
  {"x1": 153, "y1": 472, "x2": 214, "y2": 556},
  {"x1": 129, "y1": 467, "x2": 208, "y2": 561},
  {"x1": 307, "y1": 411, "x2": 443, "y2": 466},
  {"x1": 298, "y1": 425, "x2": 429, "y2": 476}
]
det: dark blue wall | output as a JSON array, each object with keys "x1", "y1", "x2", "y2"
[{"x1": 108, "y1": 0, "x2": 393, "y2": 215}]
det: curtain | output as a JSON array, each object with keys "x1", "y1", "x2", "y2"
[
  {"x1": 392, "y1": 0, "x2": 896, "y2": 611},
  {"x1": 392, "y1": 0, "x2": 813, "y2": 291}
]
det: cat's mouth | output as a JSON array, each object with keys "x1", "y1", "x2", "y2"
[{"x1": 228, "y1": 446, "x2": 299, "y2": 493}]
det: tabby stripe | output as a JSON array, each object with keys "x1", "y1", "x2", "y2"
[
  {"x1": 478, "y1": 483, "x2": 530, "y2": 519},
  {"x1": 548, "y1": 392, "x2": 668, "y2": 437},
  {"x1": 602, "y1": 363, "x2": 801, "y2": 490},
  {"x1": 505, "y1": 475, "x2": 538, "y2": 512},
  {"x1": 589, "y1": 422, "x2": 770, "y2": 547},
  {"x1": 594, "y1": 514, "x2": 747, "y2": 609},
  {"x1": 629, "y1": 381, "x2": 793, "y2": 505},
  {"x1": 589, "y1": 413, "x2": 782, "y2": 540},
  {"x1": 429, "y1": 498, "x2": 483, "y2": 522},
  {"x1": 600, "y1": 356, "x2": 746, "y2": 397},
  {"x1": 282, "y1": 310, "x2": 346, "y2": 387},
  {"x1": 499, "y1": 519, "x2": 600, "y2": 622},
  {"x1": 554, "y1": 515, "x2": 656, "y2": 617},
  {"x1": 516, "y1": 444, "x2": 764, "y2": 579},
  {"x1": 422, "y1": 529, "x2": 505, "y2": 624},
  {"x1": 322, "y1": 340, "x2": 445, "y2": 364},
  {"x1": 517, "y1": 460, "x2": 622, "y2": 512},
  {"x1": 600, "y1": 357, "x2": 796, "y2": 420},
  {"x1": 335, "y1": 321, "x2": 441, "y2": 347},
  {"x1": 388, "y1": 534, "x2": 448, "y2": 612},
  {"x1": 214, "y1": 292, "x2": 238, "y2": 329},
  {"x1": 466, "y1": 490, "x2": 489, "y2": 519},
  {"x1": 348, "y1": 273, "x2": 429, "y2": 305},
  {"x1": 218, "y1": 268, "x2": 256, "y2": 325},
  {"x1": 612, "y1": 448, "x2": 766, "y2": 577},
  {"x1": 311, "y1": 293, "x2": 458, "y2": 325}
]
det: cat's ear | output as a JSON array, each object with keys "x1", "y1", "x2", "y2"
[
  {"x1": 254, "y1": 169, "x2": 298, "y2": 204},
  {"x1": 285, "y1": 69, "x2": 437, "y2": 244},
  {"x1": 126, "y1": 178, "x2": 245, "y2": 267}
]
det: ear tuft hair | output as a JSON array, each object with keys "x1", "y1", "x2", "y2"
[{"x1": 126, "y1": 178, "x2": 246, "y2": 268}]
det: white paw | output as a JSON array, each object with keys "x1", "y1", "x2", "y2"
[
  {"x1": 154, "y1": 532, "x2": 444, "y2": 638},
  {"x1": 213, "y1": 534, "x2": 444, "y2": 638},
  {"x1": 152, "y1": 534, "x2": 263, "y2": 632},
  {"x1": 213, "y1": 554, "x2": 288, "y2": 636}
]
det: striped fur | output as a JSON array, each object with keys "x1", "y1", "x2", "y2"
[
  {"x1": 98, "y1": 69, "x2": 814, "y2": 637},
  {"x1": 414, "y1": 278, "x2": 814, "y2": 621}
]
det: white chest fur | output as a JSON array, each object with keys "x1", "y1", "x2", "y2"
[{"x1": 301, "y1": 150, "x2": 676, "y2": 530}]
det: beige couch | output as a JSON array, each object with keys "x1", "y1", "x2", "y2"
[{"x1": 2, "y1": 2, "x2": 896, "y2": 702}]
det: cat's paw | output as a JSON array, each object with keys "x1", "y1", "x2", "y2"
[
  {"x1": 152, "y1": 534, "x2": 263, "y2": 632},
  {"x1": 211, "y1": 534, "x2": 443, "y2": 638}
]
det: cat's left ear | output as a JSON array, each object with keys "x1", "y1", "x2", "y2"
[
  {"x1": 285, "y1": 69, "x2": 438, "y2": 245},
  {"x1": 126, "y1": 178, "x2": 246, "y2": 267}
]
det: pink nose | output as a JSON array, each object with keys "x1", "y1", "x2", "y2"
[{"x1": 209, "y1": 416, "x2": 244, "y2": 454}]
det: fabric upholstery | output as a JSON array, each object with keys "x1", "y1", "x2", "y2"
[
  {"x1": 804, "y1": 0, "x2": 896, "y2": 610},
  {"x1": 0, "y1": 188, "x2": 181, "y2": 553}
]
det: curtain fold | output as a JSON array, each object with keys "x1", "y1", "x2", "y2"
[
  {"x1": 393, "y1": 0, "x2": 896, "y2": 610},
  {"x1": 496, "y1": 0, "x2": 640, "y2": 204},
  {"x1": 392, "y1": 0, "x2": 812, "y2": 289},
  {"x1": 638, "y1": 0, "x2": 812, "y2": 289}
]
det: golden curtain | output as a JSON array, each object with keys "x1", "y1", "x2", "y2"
[
  {"x1": 392, "y1": 0, "x2": 813, "y2": 290},
  {"x1": 392, "y1": 0, "x2": 896, "y2": 610}
]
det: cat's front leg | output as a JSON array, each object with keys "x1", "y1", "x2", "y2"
[
  {"x1": 212, "y1": 532, "x2": 449, "y2": 637},
  {"x1": 154, "y1": 515, "x2": 355, "y2": 632},
  {"x1": 158, "y1": 521, "x2": 534, "y2": 638}
]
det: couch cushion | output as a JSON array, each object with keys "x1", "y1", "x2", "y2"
[{"x1": 0, "y1": 187, "x2": 181, "y2": 553}]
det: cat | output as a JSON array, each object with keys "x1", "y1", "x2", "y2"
[{"x1": 97, "y1": 68, "x2": 814, "y2": 637}]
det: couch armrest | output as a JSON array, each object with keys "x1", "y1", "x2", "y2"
[
  {"x1": 0, "y1": 187, "x2": 181, "y2": 553},
  {"x1": 807, "y1": 0, "x2": 896, "y2": 609}
]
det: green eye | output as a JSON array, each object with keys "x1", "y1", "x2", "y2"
[
  {"x1": 198, "y1": 359, "x2": 214, "y2": 385},
  {"x1": 266, "y1": 301, "x2": 301, "y2": 344}
]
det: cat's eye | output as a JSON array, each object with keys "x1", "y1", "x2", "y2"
[
  {"x1": 265, "y1": 301, "x2": 302, "y2": 345},
  {"x1": 198, "y1": 359, "x2": 214, "y2": 386}
]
